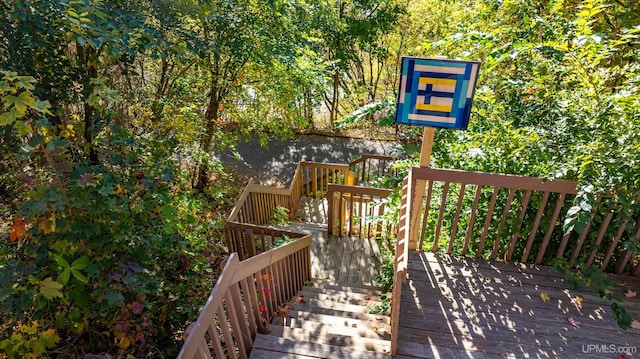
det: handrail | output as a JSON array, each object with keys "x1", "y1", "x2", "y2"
[
  {"x1": 225, "y1": 221, "x2": 307, "y2": 260},
  {"x1": 178, "y1": 235, "x2": 312, "y2": 358},
  {"x1": 390, "y1": 177, "x2": 411, "y2": 356},
  {"x1": 349, "y1": 154, "x2": 397, "y2": 184},
  {"x1": 326, "y1": 184, "x2": 393, "y2": 239}
]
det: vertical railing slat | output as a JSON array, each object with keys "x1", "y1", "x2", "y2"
[
  {"x1": 447, "y1": 183, "x2": 466, "y2": 255},
  {"x1": 601, "y1": 219, "x2": 629, "y2": 270},
  {"x1": 476, "y1": 186, "x2": 500, "y2": 258},
  {"x1": 535, "y1": 193, "x2": 566, "y2": 264},
  {"x1": 462, "y1": 185, "x2": 482, "y2": 256},
  {"x1": 241, "y1": 277, "x2": 258, "y2": 338},
  {"x1": 207, "y1": 321, "x2": 224, "y2": 358},
  {"x1": 418, "y1": 180, "x2": 434, "y2": 251},
  {"x1": 491, "y1": 188, "x2": 516, "y2": 260},
  {"x1": 521, "y1": 191, "x2": 551, "y2": 263},
  {"x1": 506, "y1": 189, "x2": 532, "y2": 262},
  {"x1": 227, "y1": 284, "x2": 251, "y2": 359},
  {"x1": 217, "y1": 306, "x2": 238, "y2": 359},
  {"x1": 587, "y1": 212, "x2": 614, "y2": 266},
  {"x1": 431, "y1": 182, "x2": 450, "y2": 253}
]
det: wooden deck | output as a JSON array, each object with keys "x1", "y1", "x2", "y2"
[
  {"x1": 284, "y1": 222, "x2": 382, "y2": 286},
  {"x1": 397, "y1": 251, "x2": 640, "y2": 359}
]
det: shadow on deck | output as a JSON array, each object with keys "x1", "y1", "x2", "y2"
[{"x1": 397, "y1": 251, "x2": 640, "y2": 359}]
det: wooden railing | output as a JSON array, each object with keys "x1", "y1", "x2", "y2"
[
  {"x1": 349, "y1": 154, "x2": 397, "y2": 185},
  {"x1": 405, "y1": 167, "x2": 640, "y2": 273},
  {"x1": 227, "y1": 179, "x2": 292, "y2": 225},
  {"x1": 390, "y1": 178, "x2": 410, "y2": 356},
  {"x1": 296, "y1": 161, "x2": 357, "y2": 197},
  {"x1": 326, "y1": 184, "x2": 392, "y2": 239},
  {"x1": 178, "y1": 235, "x2": 312, "y2": 358},
  {"x1": 225, "y1": 222, "x2": 308, "y2": 261}
]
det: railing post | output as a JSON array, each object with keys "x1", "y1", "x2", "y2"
[{"x1": 327, "y1": 186, "x2": 334, "y2": 235}]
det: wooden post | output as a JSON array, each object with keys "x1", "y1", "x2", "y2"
[{"x1": 408, "y1": 127, "x2": 435, "y2": 250}]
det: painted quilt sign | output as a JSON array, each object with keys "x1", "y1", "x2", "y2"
[{"x1": 396, "y1": 57, "x2": 480, "y2": 130}]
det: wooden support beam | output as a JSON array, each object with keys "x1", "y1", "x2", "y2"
[{"x1": 408, "y1": 127, "x2": 434, "y2": 250}]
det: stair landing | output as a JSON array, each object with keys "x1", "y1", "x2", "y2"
[{"x1": 284, "y1": 222, "x2": 383, "y2": 286}]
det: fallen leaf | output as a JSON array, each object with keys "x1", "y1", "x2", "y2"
[
  {"x1": 570, "y1": 296, "x2": 583, "y2": 311},
  {"x1": 366, "y1": 296, "x2": 371, "y2": 301},
  {"x1": 625, "y1": 289, "x2": 637, "y2": 298},
  {"x1": 262, "y1": 274, "x2": 271, "y2": 281},
  {"x1": 278, "y1": 304, "x2": 291, "y2": 318},
  {"x1": 540, "y1": 292, "x2": 550, "y2": 302},
  {"x1": 630, "y1": 320, "x2": 640, "y2": 330},
  {"x1": 351, "y1": 323, "x2": 357, "y2": 328},
  {"x1": 567, "y1": 316, "x2": 581, "y2": 328},
  {"x1": 295, "y1": 295, "x2": 306, "y2": 304},
  {"x1": 10, "y1": 216, "x2": 26, "y2": 244}
]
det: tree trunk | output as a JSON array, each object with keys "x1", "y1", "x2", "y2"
[
  {"x1": 331, "y1": 68, "x2": 340, "y2": 127},
  {"x1": 194, "y1": 85, "x2": 221, "y2": 190}
]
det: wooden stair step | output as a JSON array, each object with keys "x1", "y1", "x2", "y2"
[
  {"x1": 297, "y1": 289, "x2": 389, "y2": 304},
  {"x1": 271, "y1": 317, "x2": 391, "y2": 340},
  {"x1": 250, "y1": 334, "x2": 390, "y2": 359},
  {"x1": 265, "y1": 324, "x2": 391, "y2": 353},
  {"x1": 284, "y1": 304, "x2": 391, "y2": 324},
  {"x1": 303, "y1": 282, "x2": 384, "y2": 296},
  {"x1": 287, "y1": 297, "x2": 382, "y2": 315},
  {"x1": 277, "y1": 309, "x2": 391, "y2": 332},
  {"x1": 308, "y1": 278, "x2": 383, "y2": 291}
]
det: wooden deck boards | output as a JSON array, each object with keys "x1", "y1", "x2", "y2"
[
  {"x1": 312, "y1": 232, "x2": 381, "y2": 285},
  {"x1": 398, "y1": 251, "x2": 640, "y2": 358},
  {"x1": 283, "y1": 222, "x2": 382, "y2": 285}
]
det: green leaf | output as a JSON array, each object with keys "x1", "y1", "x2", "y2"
[
  {"x1": 53, "y1": 254, "x2": 71, "y2": 269},
  {"x1": 0, "y1": 110, "x2": 18, "y2": 125},
  {"x1": 33, "y1": 100, "x2": 52, "y2": 114},
  {"x1": 71, "y1": 256, "x2": 90, "y2": 270},
  {"x1": 38, "y1": 329, "x2": 60, "y2": 348},
  {"x1": 57, "y1": 268, "x2": 71, "y2": 285},
  {"x1": 15, "y1": 76, "x2": 35, "y2": 91},
  {"x1": 40, "y1": 277, "x2": 64, "y2": 299},
  {"x1": 71, "y1": 269, "x2": 88, "y2": 283},
  {"x1": 0, "y1": 80, "x2": 10, "y2": 92}
]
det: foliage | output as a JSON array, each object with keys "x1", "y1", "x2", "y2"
[
  {"x1": 0, "y1": 75, "x2": 227, "y2": 356},
  {"x1": 369, "y1": 294, "x2": 390, "y2": 315},
  {"x1": 375, "y1": 249, "x2": 395, "y2": 294},
  {"x1": 270, "y1": 206, "x2": 291, "y2": 226},
  {"x1": 553, "y1": 257, "x2": 632, "y2": 329}
]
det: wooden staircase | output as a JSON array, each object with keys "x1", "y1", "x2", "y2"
[{"x1": 250, "y1": 279, "x2": 391, "y2": 358}]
